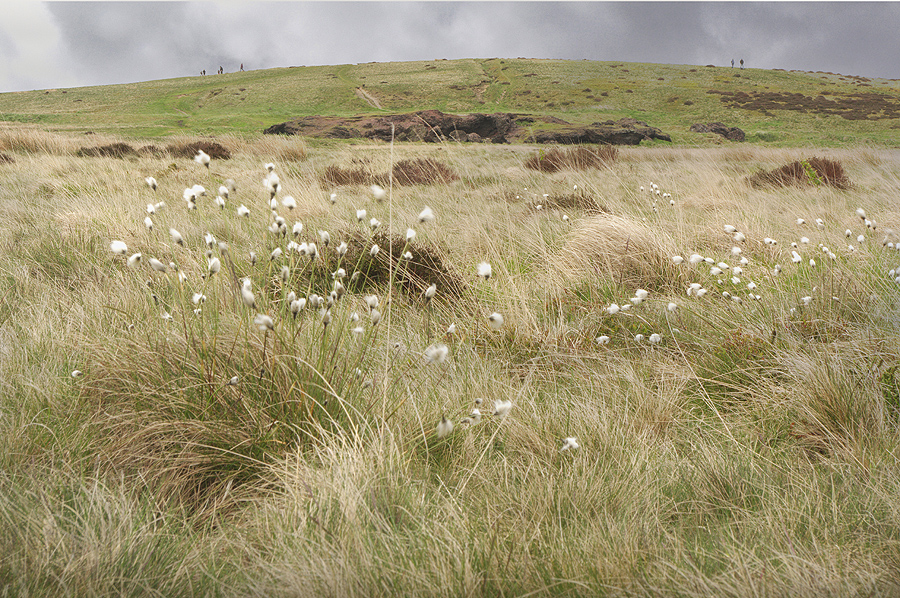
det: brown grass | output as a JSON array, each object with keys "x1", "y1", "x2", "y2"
[
  {"x1": 76, "y1": 142, "x2": 138, "y2": 159},
  {"x1": 166, "y1": 140, "x2": 232, "y2": 160},
  {"x1": 321, "y1": 157, "x2": 457, "y2": 187},
  {"x1": 392, "y1": 157, "x2": 458, "y2": 185},
  {"x1": 321, "y1": 165, "x2": 381, "y2": 187},
  {"x1": 524, "y1": 145, "x2": 618, "y2": 173},
  {"x1": 748, "y1": 157, "x2": 851, "y2": 189},
  {"x1": 341, "y1": 231, "x2": 467, "y2": 300}
]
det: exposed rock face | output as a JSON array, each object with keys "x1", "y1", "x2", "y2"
[
  {"x1": 690, "y1": 122, "x2": 745, "y2": 141},
  {"x1": 264, "y1": 111, "x2": 671, "y2": 145}
]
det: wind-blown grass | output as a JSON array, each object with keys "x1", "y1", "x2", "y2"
[{"x1": 1, "y1": 128, "x2": 900, "y2": 595}]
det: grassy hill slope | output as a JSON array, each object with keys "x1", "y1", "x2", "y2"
[
  {"x1": 1, "y1": 58, "x2": 899, "y2": 144},
  {"x1": 0, "y1": 59, "x2": 900, "y2": 145}
]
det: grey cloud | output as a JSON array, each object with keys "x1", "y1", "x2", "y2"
[{"x1": 10, "y1": 2, "x2": 900, "y2": 93}]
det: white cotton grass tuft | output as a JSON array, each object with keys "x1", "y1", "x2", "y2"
[
  {"x1": 194, "y1": 150, "x2": 210, "y2": 168},
  {"x1": 606, "y1": 303, "x2": 620, "y2": 315},
  {"x1": 356, "y1": 209, "x2": 367, "y2": 222},
  {"x1": 110, "y1": 240, "x2": 128, "y2": 255},
  {"x1": 145, "y1": 176, "x2": 158, "y2": 190},
  {"x1": 370, "y1": 184, "x2": 386, "y2": 200},
  {"x1": 127, "y1": 253, "x2": 142, "y2": 267},
  {"x1": 667, "y1": 302, "x2": 678, "y2": 312},
  {"x1": 649, "y1": 333, "x2": 662, "y2": 344},
  {"x1": 330, "y1": 192, "x2": 337, "y2": 204},
  {"x1": 370, "y1": 244, "x2": 380, "y2": 257},
  {"x1": 369, "y1": 218, "x2": 381, "y2": 230},
  {"x1": 406, "y1": 228, "x2": 416, "y2": 241},
  {"x1": 689, "y1": 254, "x2": 704, "y2": 264},
  {"x1": 671, "y1": 255, "x2": 684, "y2": 265},
  {"x1": 561, "y1": 437, "x2": 580, "y2": 451},
  {"x1": 417, "y1": 206, "x2": 435, "y2": 223},
  {"x1": 436, "y1": 416, "x2": 454, "y2": 438},
  {"x1": 207, "y1": 258, "x2": 221, "y2": 276},
  {"x1": 424, "y1": 283, "x2": 437, "y2": 300},
  {"x1": 492, "y1": 399, "x2": 512, "y2": 419},
  {"x1": 596, "y1": 335, "x2": 610, "y2": 345},
  {"x1": 281, "y1": 195, "x2": 297, "y2": 210},
  {"x1": 148, "y1": 258, "x2": 167, "y2": 272},
  {"x1": 477, "y1": 262, "x2": 492, "y2": 279},
  {"x1": 254, "y1": 314, "x2": 275, "y2": 332},
  {"x1": 424, "y1": 343, "x2": 449, "y2": 365},
  {"x1": 241, "y1": 278, "x2": 256, "y2": 309},
  {"x1": 169, "y1": 228, "x2": 184, "y2": 246},
  {"x1": 487, "y1": 312, "x2": 504, "y2": 330},
  {"x1": 71, "y1": 369, "x2": 83, "y2": 378},
  {"x1": 237, "y1": 204, "x2": 250, "y2": 217}
]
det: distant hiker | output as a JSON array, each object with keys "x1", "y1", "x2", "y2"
[
  {"x1": 731, "y1": 59, "x2": 734, "y2": 68},
  {"x1": 218, "y1": 66, "x2": 223, "y2": 74},
  {"x1": 240, "y1": 63, "x2": 244, "y2": 71},
  {"x1": 740, "y1": 58, "x2": 744, "y2": 69}
]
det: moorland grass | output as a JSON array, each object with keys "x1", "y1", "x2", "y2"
[{"x1": 0, "y1": 127, "x2": 899, "y2": 595}]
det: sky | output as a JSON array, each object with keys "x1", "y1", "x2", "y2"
[{"x1": 1, "y1": 2, "x2": 899, "y2": 94}]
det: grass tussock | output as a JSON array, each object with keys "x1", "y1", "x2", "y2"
[
  {"x1": 524, "y1": 145, "x2": 618, "y2": 173},
  {"x1": 76, "y1": 141, "x2": 138, "y2": 158},
  {"x1": 549, "y1": 213, "x2": 679, "y2": 292},
  {"x1": 321, "y1": 157, "x2": 457, "y2": 187},
  {"x1": 321, "y1": 164, "x2": 381, "y2": 187},
  {"x1": 749, "y1": 156, "x2": 851, "y2": 189},
  {"x1": 166, "y1": 139, "x2": 232, "y2": 160},
  {"x1": 392, "y1": 157, "x2": 458, "y2": 185}
]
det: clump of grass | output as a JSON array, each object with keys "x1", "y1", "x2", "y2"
[
  {"x1": 748, "y1": 156, "x2": 851, "y2": 189},
  {"x1": 0, "y1": 126, "x2": 78, "y2": 155},
  {"x1": 549, "y1": 213, "x2": 680, "y2": 292},
  {"x1": 392, "y1": 157, "x2": 458, "y2": 185},
  {"x1": 321, "y1": 157, "x2": 457, "y2": 187},
  {"x1": 321, "y1": 164, "x2": 381, "y2": 187},
  {"x1": 342, "y1": 230, "x2": 468, "y2": 299},
  {"x1": 76, "y1": 142, "x2": 138, "y2": 158},
  {"x1": 167, "y1": 139, "x2": 232, "y2": 160},
  {"x1": 524, "y1": 145, "x2": 618, "y2": 173},
  {"x1": 242, "y1": 135, "x2": 308, "y2": 162}
]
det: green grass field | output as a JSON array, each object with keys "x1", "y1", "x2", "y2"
[
  {"x1": 1, "y1": 58, "x2": 899, "y2": 144},
  {"x1": 1, "y1": 60, "x2": 900, "y2": 596}
]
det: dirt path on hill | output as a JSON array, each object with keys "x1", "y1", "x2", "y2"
[{"x1": 355, "y1": 87, "x2": 383, "y2": 110}]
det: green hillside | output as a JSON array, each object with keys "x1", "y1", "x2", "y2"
[{"x1": 1, "y1": 58, "x2": 899, "y2": 145}]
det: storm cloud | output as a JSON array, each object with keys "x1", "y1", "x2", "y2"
[{"x1": 1, "y1": 2, "x2": 898, "y2": 93}]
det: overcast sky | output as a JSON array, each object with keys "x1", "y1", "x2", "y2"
[{"x1": 1, "y1": 2, "x2": 898, "y2": 94}]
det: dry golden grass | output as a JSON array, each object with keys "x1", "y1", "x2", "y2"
[{"x1": 2, "y1": 133, "x2": 900, "y2": 596}]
